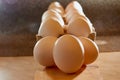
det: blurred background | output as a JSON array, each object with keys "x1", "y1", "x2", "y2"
[{"x1": 0, "y1": 0, "x2": 120, "y2": 56}]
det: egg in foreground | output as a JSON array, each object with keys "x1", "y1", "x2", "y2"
[
  {"x1": 33, "y1": 36, "x2": 57, "y2": 67},
  {"x1": 78, "y1": 37, "x2": 99, "y2": 64},
  {"x1": 53, "y1": 35, "x2": 84, "y2": 73}
]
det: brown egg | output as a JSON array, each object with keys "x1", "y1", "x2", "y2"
[
  {"x1": 78, "y1": 37, "x2": 99, "y2": 64},
  {"x1": 33, "y1": 36, "x2": 57, "y2": 67},
  {"x1": 53, "y1": 35, "x2": 84, "y2": 73},
  {"x1": 38, "y1": 17, "x2": 64, "y2": 37},
  {"x1": 65, "y1": 1, "x2": 83, "y2": 14},
  {"x1": 66, "y1": 7, "x2": 85, "y2": 17},
  {"x1": 66, "y1": 12, "x2": 87, "y2": 23},
  {"x1": 49, "y1": 8, "x2": 64, "y2": 16},
  {"x1": 67, "y1": 18, "x2": 92, "y2": 37},
  {"x1": 48, "y1": 1, "x2": 64, "y2": 16},
  {"x1": 41, "y1": 10, "x2": 64, "y2": 26},
  {"x1": 68, "y1": 15, "x2": 93, "y2": 31}
]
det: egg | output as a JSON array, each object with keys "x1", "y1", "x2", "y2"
[
  {"x1": 66, "y1": 12, "x2": 87, "y2": 23},
  {"x1": 53, "y1": 35, "x2": 84, "y2": 73},
  {"x1": 33, "y1": 36, "x2": 57, "y2": 67},
  {"x1": 66, "y1": 7, "x2": 85, "y2": 17},
  {"x1": 78, "y1": 37, "x2": 99, "y2": 64},
  {"x1": 48, "y1": 1, "x2": 64, "y2": 16},
  {"x1": 41, "y1": 10, "x2": 64, "y2": 26},
  {"x1": 68, "y1": 14, "x2": 93, "y2": 31},
  {"x1": 67, "y1": 17, "x2": 92, "y2": 37},
  {"x1": 49, "y1": 8, "x2": 64, "y2": 16},
  {"x1": 65, "y1": 1, "x2": 83, "y2": 14},
  {"x1": 38, "y1": 17, "x2": 64, "y2": 37}
]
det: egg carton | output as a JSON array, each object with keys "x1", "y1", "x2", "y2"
[
  {"x1": 36, "y1": 31, "x2": 96, "y2": 41},
  {"x1": 36, "y1": 0, "x2": 96, "y2": 41}
]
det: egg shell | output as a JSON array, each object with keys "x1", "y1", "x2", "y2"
[
  {"x1": 65, "y1": 1, "x2": 83, "y2": 14},
  {"x1": 41, "y1": 10, "x2": 64, "y2": 25},
  {"x1": 53, "y1": 35, "x2": 84, "y2": 73},
  {"x1": 68, "y1": 14, "x2": 93, "y2": 31},
  {"x1": 33, "y1": 36, "x2": 57, "y2": 66},
  {"x1": 67, "y1": 18, "x2": 92, "y2": 37},
  {"x1": 49, "y1": 8, "x2": 64, "y2": 16},
  {"x1": 66, "y1": 12, "x2": 87, "y2": 23},
  {"x1": 78, "y1": 37, "x2": 99, "y2": 64},
  {"x1": 66, "y1": 7, "x2": 85, "y2": 17},
  {"x1": 65, "y1": 1, "x2": 73, "y2": 11},
  {"x1": 38, "y1": 17, "x2": 64, "y2": 37},
  {"x1": 48, "y1": 1, "x2": 64, "y2": 15}
]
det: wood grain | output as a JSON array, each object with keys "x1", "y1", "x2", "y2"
[{"x1": 0, "y1": 52, "x2": 120, "y2": 80}]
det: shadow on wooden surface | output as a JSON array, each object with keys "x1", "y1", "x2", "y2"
[
  {"x1": 44, "y1": 65, "x2": 86, "y2": 80},
  {"x1": 34, "y1": 63, "x2": 102, "y2": 80}
]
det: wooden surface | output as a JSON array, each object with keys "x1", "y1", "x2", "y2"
[
  {"x1": 34, "y1": 64, "x2": 101, "y2": 80},
  {"x1": 0, "y1": 52, "x2": 120, "y2": 80}
]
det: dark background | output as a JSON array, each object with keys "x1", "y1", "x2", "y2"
[{"x1": 0, "y1": 0, "x2": 120, "y2": 56}]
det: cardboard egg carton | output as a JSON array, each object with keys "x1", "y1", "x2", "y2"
[{"x1": 36, "y1": 1, "x2": 96, "y2": 41}]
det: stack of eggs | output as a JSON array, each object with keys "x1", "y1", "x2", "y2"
[{"x1": 34, "y1": 1, "x2": 99, "y2": 73}]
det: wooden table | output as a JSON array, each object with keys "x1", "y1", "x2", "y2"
[{"x1": 0, "y1": 52, "x2": 120, "y2": 80}]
